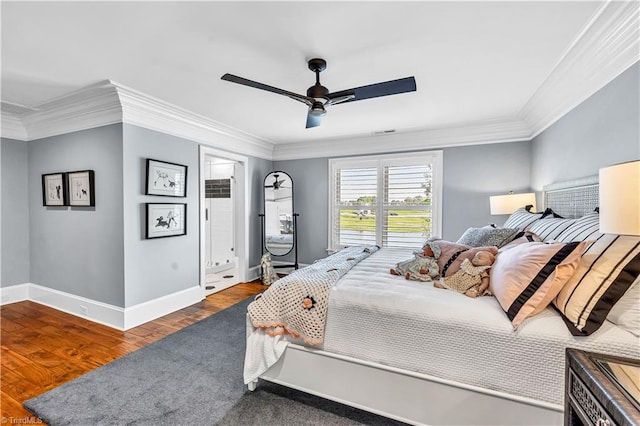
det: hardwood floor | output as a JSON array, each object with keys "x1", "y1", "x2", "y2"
[{"x1": 0, "y1": 282, "x2": 267, "y2": 423}]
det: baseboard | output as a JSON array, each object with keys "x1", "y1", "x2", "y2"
[
  {"x1": 28, "y1": 284, "x2": 126, "y2": 329},
  {"x1": 248, "y1": 265, "x2": 261, "y2": 282},
  {"x1": 123, "y1": 285, "x2": 204, "y2": 330},
  {"x1": 1, "y1": 283, "x2": 205, "y2": 331},
  {"x1": 0, "y1": 283, "x2": 30, "y2": 305}
]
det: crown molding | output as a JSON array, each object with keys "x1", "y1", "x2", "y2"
[
  {"x1": 1, "y1": 112, "x2": 28, "y2": 140},
  {"x1": 520, "y1": 0, "x2": 640, "y2": 138},
  {"x1": 114, "y1": 82, "x2": 274, "y2": 160},
  {"x1": 0, "y1": 80, "x2": 275, "y2": 160},
  {"x1": 22, "y1": 80, "x2": 123, "y2": 141},
  {"x1": 272, "y1": 117, "x2": 532, "y2": 161}
]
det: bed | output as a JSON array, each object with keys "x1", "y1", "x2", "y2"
[{"x1": 244, "y1": 175, "x2": 640, "y2": 425}]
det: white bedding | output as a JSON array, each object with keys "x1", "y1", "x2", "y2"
[{"x1": 323, "y1": 248, "x2": 640, "y2": 406}]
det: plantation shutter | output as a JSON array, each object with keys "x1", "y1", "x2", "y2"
[
  {"x1": 330, "y1": 152, "x2": 441, "y2": 250},
  {"x1": 382, "y1": 163, "x2": 433, "y2": 248},
  {"x1": 332, "y1": 161, "x2": 378, "y2": 247}
]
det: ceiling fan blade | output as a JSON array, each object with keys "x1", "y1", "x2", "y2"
[
  {"x1": 221, "y1": 73, "x2": 312, "y2": 106},
  {"x1": 306, "y1": 111, "x2": 324, "y2": 128},
  {"x1": 327, "y1": 76, "x2": 416, "y2": 104}
]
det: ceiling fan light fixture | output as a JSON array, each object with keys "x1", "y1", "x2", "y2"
[{"x1": 310, "y1": 101, "x2": 327, "y2": 117}]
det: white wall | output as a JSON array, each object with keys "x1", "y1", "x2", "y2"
[{"x1": 205, "y1": 161, "x2": 235, "y2": 270}]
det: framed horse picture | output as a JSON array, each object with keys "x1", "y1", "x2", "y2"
[{"x1": 146, "y1": 159, "x2": 187, "y2": 197}]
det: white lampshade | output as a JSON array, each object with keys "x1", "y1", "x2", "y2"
[
  {"x1": 599, "y1": 160, "x2": 640, "y2": 236},
  {"x1": 489, "y1": 192, "x2": 536, "y2": 215}
]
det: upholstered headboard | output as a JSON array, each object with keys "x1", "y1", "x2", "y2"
[{"x1": 542, "y1": 175, "x2": 599, "y2": 219}]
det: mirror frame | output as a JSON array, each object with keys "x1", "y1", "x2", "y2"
[{"x1": 263, "y1": 170, "x2": 295, "y2": 256}]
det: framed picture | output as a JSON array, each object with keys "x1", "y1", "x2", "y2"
[
  {"x1": 42, "y1": 172, "x2": 67, "y2": 206},
  {"x1": 67, "y1": 170, "x2": 95, "y2": 207},
  {"x1": 146, "y1": 203, "x2": 187, "y2": 239},
  {"x1": 146, "y1": 159, "x2": 187, "y2": 197}
]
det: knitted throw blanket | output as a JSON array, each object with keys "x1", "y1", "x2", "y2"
[{"x1": 248, "y1": 245, "x2": 379, "y2": 346}]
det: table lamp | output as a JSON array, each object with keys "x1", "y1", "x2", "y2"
[
  {"x1": 599, "y1": 160, "x2": 640, "y2": 236},
  {"x1": 489, "y1": 192, "x2": 536, "y2": 215}
]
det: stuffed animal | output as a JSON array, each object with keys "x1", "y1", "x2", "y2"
[
  {"x1": 434, "y1": 250, "x2": 496, "y2": 298},
  {"x1": 390, "y1": 241, "x2": 442, "y2": 282},
  {"x1": 427, "y1": 239, "x2": 498, "y2": 278}
]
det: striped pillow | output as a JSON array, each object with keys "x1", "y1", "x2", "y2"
[
  {"x1": 554, "y1": 213, "x2": 600, "y2": 243},
  {"x1": 607, "y1": 275, "x2": 640, "y2": 337},
  {"x1": 528, "y1": 217, "x2": 577, "y2": 242},
  {"x1": 553, "y1": 217, "x2": 640, "y2": 335},
  {"x1": 502, "y1": 208, "x2": 544, "y2": 231},
  {"x1": 490, "y1": 241, "x2": 591, "y2": 329}
]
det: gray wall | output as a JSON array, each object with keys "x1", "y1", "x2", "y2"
[
  {"x1": 274, "y1": 141, "x2": 532, "y2": 264},
  {"x1": 1, "y1": 138, "x2": 30, "y2": 286},
  {"x1": 443, "y1": 141, "x2": 532, "y2": 240},
  {"x1": 28, "y1": 124, "x2": 125, "y2": 306},
  {"x1": 3, "y1": 121, "x2": 271, "y2": 306},
  {"x1": 122, "y1": 124, "x2": 200, "y2": 307},
  {"x1": 531, "y1": 62, "x2": 640, "y2": 190},
  {"x1": 273, "y1": 158, "x2": 329, "y2": 264}
]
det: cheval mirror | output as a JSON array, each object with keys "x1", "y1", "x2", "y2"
[{"x1": 260, "y1": 171, "x2": 298, "y2": 270}]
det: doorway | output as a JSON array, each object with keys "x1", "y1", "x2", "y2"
[{"x1": 199, "y1": 146, "x2": 248, "y2": 295}]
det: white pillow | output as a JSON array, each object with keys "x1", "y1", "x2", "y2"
[{"x1": 607, "y1": 275, "x2": 640, "y2": 337}]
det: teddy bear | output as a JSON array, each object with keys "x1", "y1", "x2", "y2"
[{"x1": 434, "y1": 250, "x2": 496, "y2": 298}]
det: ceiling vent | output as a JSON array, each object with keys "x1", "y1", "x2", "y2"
[{"x1": 372, "y1": 129, "x2": 396, "y2": 135}]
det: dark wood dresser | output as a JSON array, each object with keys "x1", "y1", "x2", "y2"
[{"x1": 565, "y1": 348, "x2": 640, "y2": 426}]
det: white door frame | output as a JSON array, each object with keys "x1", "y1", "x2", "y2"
[{"x1": 199, "y1": 146, "x2": 249, "y2": 289}]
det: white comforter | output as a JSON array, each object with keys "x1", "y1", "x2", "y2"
[
  {"x1": 324, "y1": 248, "x2": 640, "y2": 405},
  {"x1": 246, "y1": 248, "x2": 639, "y2": 405}
]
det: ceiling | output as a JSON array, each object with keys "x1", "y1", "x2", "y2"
[{"x1": 0, "y1": 1, "x2": 609, "y2": 146}]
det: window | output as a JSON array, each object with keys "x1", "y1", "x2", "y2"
[{"x1": 329, "y1": 151, "x2": 443, "y2": 250}]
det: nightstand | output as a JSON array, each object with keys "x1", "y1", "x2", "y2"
[{"x1": 565, "y1": 348, "x2": 640, "y2": 426}]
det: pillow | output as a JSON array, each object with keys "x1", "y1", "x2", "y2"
[
  {"x1": 490, "y1": 241, "x2": 591, "y2": 329},
  {"x1": 456, "y1": 227, "x2": 520, "y2": 248},
  {"x1": 607, "y1": 275, "x2": 640, "y2": 337},
  {"x1": 502, "y1": 208, "x2": 545, "y2": 231},
  {"x1": 553, "y1": 231, "x2": 640, "y2": 335},
  {"x1": 428, "y1": 240, "x2": 498, "y2": 277},
  {"x1": 554, "y1": 213, "x2": 599, "y2": 243},
  {"x1": 528, "y1": 217, "x2": 577, "y2": 242}
]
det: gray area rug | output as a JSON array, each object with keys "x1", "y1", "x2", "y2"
[{"x1": 25, "y1": 297, "x2": 406, "y2": 425}]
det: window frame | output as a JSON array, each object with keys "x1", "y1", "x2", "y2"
[{"x1": 327, "y1": 150, "x2": 443, "y2": 250}]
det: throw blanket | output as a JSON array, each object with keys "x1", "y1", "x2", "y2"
[{"x1": 248, "y1": 245, "x2": 379, "y2": 346}]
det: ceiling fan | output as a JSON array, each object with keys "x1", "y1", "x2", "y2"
[
  {"x1": 221, "y1": 58, "x2": 416, "y2": 128},
  {"x1": 265, "y1": 174, "x2": 286, "y2": 190}
]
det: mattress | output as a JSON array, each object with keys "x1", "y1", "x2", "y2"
[{"x1": 324, "y1": 248, "x2": 640, "y2": 405}]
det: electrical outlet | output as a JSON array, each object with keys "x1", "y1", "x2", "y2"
[{"x1": 80, "y1": 305, "x2": 88, "y2": 315}]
